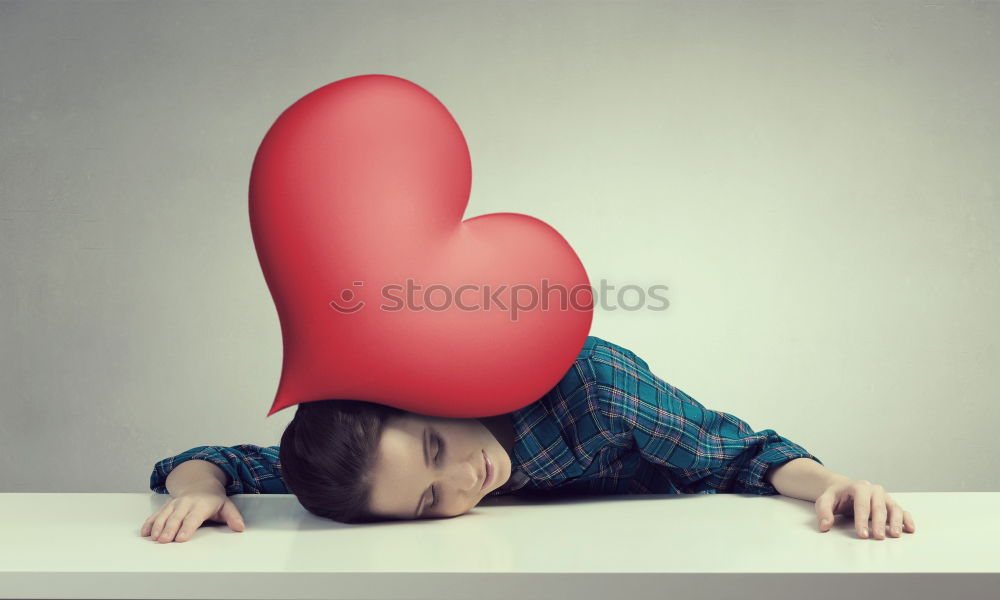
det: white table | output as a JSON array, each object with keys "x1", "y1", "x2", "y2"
[{"x1": 0, "y1": 491, "x2": 993, "y2": 599}]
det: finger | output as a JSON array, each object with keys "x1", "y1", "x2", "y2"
[
  {"x1": 175, "y1": 512, "x2": 210, "y2": 543},
  {"x1": 231, "y1": 517, "x2": 245, "y2": 532},
  {"x1": 157, "y1": 508, "x2": 189, "y2": 543},
  {"x1": 854, "y1": 484, "x2": 872, "y2": 538},
  {"x1": 149, "y1": 505, "x2": 175, "y2": 541},
  {"x1": 219, "y1": 500, "x2": 246, "y2": 532},
  {"x1": 140, "y1": 514, "x2": 157, "y2": 536},
  {"x1": 815, "y1": 491, "x2": 836, "y2": 532},
  {"x1": 141, "y1": 505, "x2": 169, "y2": 535},
  {"x1": 903, "y1": 510, "x2": 917, "y2": 533},
  {"x1": 888, "y1": 503, "x2": 904, "y2": 537},
  {"x1": 871, "y1": 487, "x2": 887, "y2": 539}
]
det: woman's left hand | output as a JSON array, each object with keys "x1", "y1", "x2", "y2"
[{"x1": 815, "y1": 478, "x2": 917, "y2": 539}]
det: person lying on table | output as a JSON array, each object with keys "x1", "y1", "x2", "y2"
[{"x1": 141, "y1": 336, "x2": 916, "y2": 543}]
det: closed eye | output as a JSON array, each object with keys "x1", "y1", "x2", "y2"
[{"x1": 430, "y1": 433, "x2": 444, "y2": 509}]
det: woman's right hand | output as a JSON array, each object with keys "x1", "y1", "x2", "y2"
[{"x1": 140, "y1": 490, "x2": 245, "y2": 543}]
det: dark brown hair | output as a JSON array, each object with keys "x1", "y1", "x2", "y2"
[{"x1": 278, "y1": 398, "x2": 407, "y2": 524}]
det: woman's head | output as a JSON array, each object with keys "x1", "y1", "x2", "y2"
[{"x1": 278, "y1": 399, "x2": 512, "y2": 523}]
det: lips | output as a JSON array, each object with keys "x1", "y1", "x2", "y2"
[{"x1": 481, "y1": 449, "x2": 493, "y2": 491}]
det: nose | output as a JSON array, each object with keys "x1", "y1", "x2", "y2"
[{"x1": 447, "y1": 453, "x2": 480, "y2": 493}]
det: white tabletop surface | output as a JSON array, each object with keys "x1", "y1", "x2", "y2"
[{"x1": 0, "y1": 491, "x2": 994, "y2": 599}]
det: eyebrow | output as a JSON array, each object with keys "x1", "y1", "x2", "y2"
[{"x1": 414, "y1": 427, "x2": 430, "y2": 518}]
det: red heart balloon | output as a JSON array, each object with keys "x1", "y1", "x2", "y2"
[{"x1": 250, "y1": 74, "x2": 593, "y2": 418}]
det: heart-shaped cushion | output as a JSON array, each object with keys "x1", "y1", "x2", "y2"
[{"x1": 250, "y1": 74, "x2": 593, "y2": 418}]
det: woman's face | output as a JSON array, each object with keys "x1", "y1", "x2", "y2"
[{"x1": 366, "y1": 412, "x2": 512, "y2": 520}]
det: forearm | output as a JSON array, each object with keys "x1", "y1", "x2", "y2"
[
  {"x1": 164, "y1": 459, "x2": 228, "y2": 497},
  {"x1": 765, "y1": 458, "x2": 851, "y2": 502}
]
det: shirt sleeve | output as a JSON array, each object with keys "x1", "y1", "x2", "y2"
[
  {"x1": 587, "y1": 337, "x2": 824, "y2": 495},
  {"x1": 149, "y1": 444, "x2": 287, "y2": 495}
]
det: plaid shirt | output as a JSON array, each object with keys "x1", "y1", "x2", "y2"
[{"x1": 150, "y1": 336, "x2": 823, "y2": 498}]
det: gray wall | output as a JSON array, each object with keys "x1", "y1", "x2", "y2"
[{"x1": 2, "y1": 0, "x2": 997, "y2": 494}]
